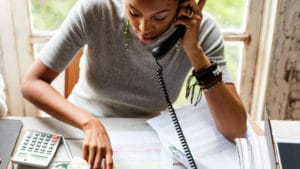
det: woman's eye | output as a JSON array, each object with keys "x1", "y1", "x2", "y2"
[
  {"x1": 129, "y1": 12, "x2": 140, "y2": 18},
  {"x1": 153, "y1": 16, "x2": 166, "y2": 22}
]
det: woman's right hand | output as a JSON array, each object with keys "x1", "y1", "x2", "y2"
[{"x1": 82, "y1": 117, "x2": 113, "y2": 169}]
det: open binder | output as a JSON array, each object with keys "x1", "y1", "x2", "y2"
[{"x1": 147, "y1": 100, "x2": 300, "y2": 169}]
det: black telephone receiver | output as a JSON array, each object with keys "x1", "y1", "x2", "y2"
[
  {"x1": 152, "y1": 0, "x2": 186, "y2": 60},
  {"x1": 152, "y1": 25, "x2": 186, "y2": 60},
  {"x1": 152, "y1": 2, "x2": 198, "y2": 169}
]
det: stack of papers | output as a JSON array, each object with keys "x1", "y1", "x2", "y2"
[
  {"x1": 236, "y1": 136, "x2": 272, "y2": 169},
  {"x1": 147, "y1": 98, "x2": 276, "y2": 169},
  {"x1": 147, "y1": 99, "x2": 240, "y2": 169}
]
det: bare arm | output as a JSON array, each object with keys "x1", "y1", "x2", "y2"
[
  {"x1": 22, "y1": 59, "x2": 92, "y2": 127},
  {"x1": 177, "y1": 0, "x2": 247, "y2": 140},
  {"x1": 204, "y1": 82, "x2": 247, "y2": 140},
  {"x1": 184, "y1": 45, "x2": 247, "y2": 140},
  {"x1": 186, "y1": 48, "x2": 248, "y2": 140},
  {"x1": 21, "y1": 59, "x2": 113, "y2": 169}
]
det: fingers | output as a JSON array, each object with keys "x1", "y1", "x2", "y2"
[
  {"x1": 82, "y1": 122, "x2": 113, "y2": 169},
  {"x1": 93, "y1": 142, "x2": 113, "y2": 169},
  {"x1": 176, "y1": 14, "x2": 200, "y2": 31},
  {"x1": 88, "y1": 146, "x2": 96, "y2": 165},
  {"x1": 178, "y1": 0, "x2": 206, "y2": 17},
  {"x1": 198, "y1": 0, "x2": 206, "y2": 11},
  {"x1": 92, "y1": 144, "x2": 103, "y2": 169},
  {"x1": 185, "y1": 7, "x2": 194, "y2": 18},
  {"x1": 175, "y1": 0, "x2": 205, "y2": 50},
  {"x1": 175, "y1": 0, "x2": 205, "y2": 30},
  {"x1": 176, "y1": 9, "x2": 200, "y2": 31},
  {"x1": 179, "y1": 0, "x2": 201, "y2": 14},
  {"x1": 105, "y1": 149, "x2": 114, "y2": 169},
  {"x1": 82, "y1": 139, "x2": 90, "y2": 162},
  {"x1": 176, "y1": 6, "x2": 195, "y2": 21},
  {"x1": 83, "y1": 142, "x2": 113, "y2": 169}
]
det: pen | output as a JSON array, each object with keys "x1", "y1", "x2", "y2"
[{"x1": 62, "y1": 137, "x2": 73, "y2": 160}]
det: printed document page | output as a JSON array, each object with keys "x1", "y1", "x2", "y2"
[
  {"x1": 108, "y1": 131, "x2": 172, "y2": 169},
  {"x1": 147, "y1": 99, "x2": 239, "y2": 169},
  {"x1": 51, "y1": 131, "x2": 172, "y2": 169}
]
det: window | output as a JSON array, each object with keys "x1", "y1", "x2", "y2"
[
  {"x1": 0, "y1": 0, "x2": 271, "y2": 118},
  {"x1": 30, "y1": 0, "x2": 77, "y2": 97},
  {"x1": 175, "y1": 0, "x2": 251, "y2": 107}
]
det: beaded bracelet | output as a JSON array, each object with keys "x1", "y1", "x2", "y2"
[
  {"x1": 193, "y1": 61, "x2": 219, "y2": 82},
  {"x1": 186, "y1": 60, "x2": 222, "y2": 105}
]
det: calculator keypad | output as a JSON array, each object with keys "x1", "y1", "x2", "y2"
[
  {"x1": 11, "y1": 130, "x2": 62, "y2": 167},
  {"x1": 20, "y1": 132, "x2": 60, "y2": 157}
]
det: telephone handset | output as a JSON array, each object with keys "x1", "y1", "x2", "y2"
[
  {"x1": 152, "y1": 25, "x2": 186, "y2": 60},
  {"x1": 152, "y1": 4, "x2": 198, "y2": 169}
]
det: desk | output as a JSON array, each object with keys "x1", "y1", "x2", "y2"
[
  {"x1": 259, "y1": 120, "x2": 300, "y2": 139},
  {"x1": 7, "y1": 117, "x2": 172, "y2": 169},
  {"x1": 5, "y1": 117, "x2": 300, "y2": 169}
]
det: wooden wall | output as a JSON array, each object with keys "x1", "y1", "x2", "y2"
[{"x1": 266, "y1": 0, "x2": 300, "y2": 120}]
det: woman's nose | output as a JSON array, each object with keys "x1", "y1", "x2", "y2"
[{"x1": 138, "y1": 19, "x2": 153, "y2": 34}]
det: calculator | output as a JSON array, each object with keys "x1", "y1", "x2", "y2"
[{"x1": 11, "y1": 130, "x2": 62, "y2": 168}]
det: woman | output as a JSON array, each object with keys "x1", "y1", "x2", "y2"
[{"x1": 21, "y1": 0, "x2": 247, "y2": 168}]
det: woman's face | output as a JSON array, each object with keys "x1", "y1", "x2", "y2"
[{"x1": 125, "y1": 0, "x2": 179, "y2": 44}]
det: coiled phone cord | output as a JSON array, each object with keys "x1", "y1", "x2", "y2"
[{"x1": 155, "y1": 59, "x2": 198, "y2": 169}]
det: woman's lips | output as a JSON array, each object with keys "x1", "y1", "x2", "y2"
[{"x1": 139, "y1": 34, "x2": 157, "y2": 44}]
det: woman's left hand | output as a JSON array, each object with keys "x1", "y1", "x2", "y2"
[{"x1": 175, "y1": 0, "x2": 206, "y2": 54}]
